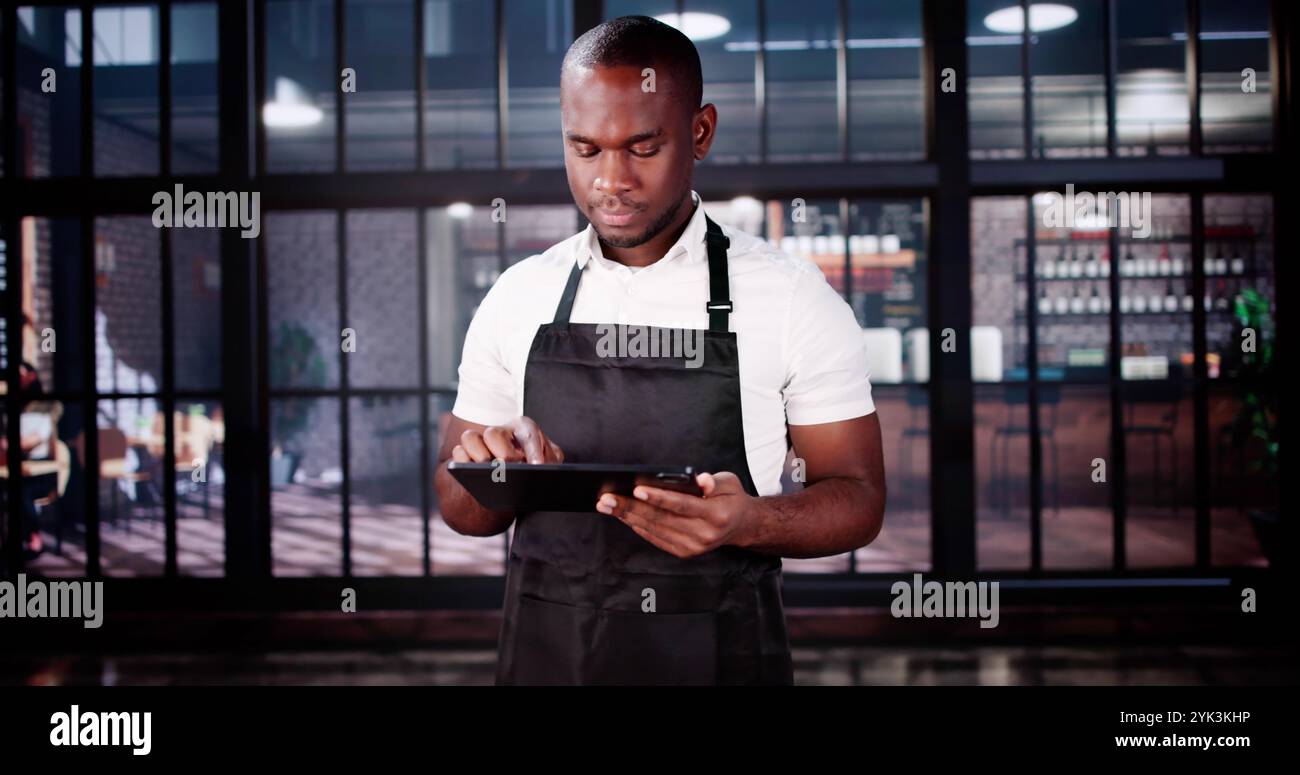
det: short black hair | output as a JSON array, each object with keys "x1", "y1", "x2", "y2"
[{"x1": 562, "y1": 15, "x2": 704, "y2": 110}]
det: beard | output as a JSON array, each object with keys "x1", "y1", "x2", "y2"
[{"x1": 591, "y1": 193, "x2": 688, "y2": 249}]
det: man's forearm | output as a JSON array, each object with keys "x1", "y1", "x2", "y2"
[
  {"x1": 433, "y1": 462, "x2": 516, "y2": 536},
  {"x1": 734, "y1": 477, "x2": 884, "y2": 558}
]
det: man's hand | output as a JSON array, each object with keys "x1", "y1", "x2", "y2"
[
  {"x1": 595, "y1": 472, "x2": 757, "y2": 559},
  {"x1": 450, "y1": 416, "x2": 565, "y2": 465}
]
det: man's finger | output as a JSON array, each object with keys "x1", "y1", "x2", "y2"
[
  {"x1": 450, "y1": 444, "x2": 471, "y2": 463},
  {"x1": 510, "y1": 417, "x2": 547, "y2": 464},
  {"x1": 631, "y1": 485, "x2": 710, "y2": 518},
  {"x1": 613, "y1": 505, "x2": 698, "y2": 557},
  {"x1": 459, "y1": 430, "x2": 494, "y2": 462},
  {"x1": 599, "y1": 494, "x2": 702, "y2": 543},
  {"x1": 483, "y1": 426, "x2": 525, "y2": 462}
]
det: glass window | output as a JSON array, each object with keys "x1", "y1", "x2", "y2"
[
  {"x1": 21, "y1": 217, "x2": 87, "y2": 392},
  {"x1": 346, "y1": 210, "x2": 420, "y2": 389},
  {"x1": 16, "y1": 5, "x2": 83, "y2": 177},
  {"x1": 426, "y1": 204, "x2": 498, "y2": 388},
  {"x1": 1200, "y1": 0, "x2": 1272, "y2": 152},
  {"x1": 93, "y1": 4, "x2": 161, "y2": 177},
  {"x1": 171, "y1": 227, "x2": 221, "y2": 391},
  {"x1": 1203, "y1": 194, "x2": 1274, "y2": 569},
  {"x1": 1043, "y1": 384, "x2": 1112, "y2": 569},
  {"x1": 967, "y1": 0, "x2": 1024, "y2": 159},
  {"x1": 265, "y1": 0, "x2": 337, "y2": 172},
  {"x1": 176, "y1": 400, "x2": 224, "y2": 576},
  {"x1": 349, "y1": 395, "x2": 423, "y2": 576},
  {"x1": 1028, "y1": 0, "x2": 1107, "y2": 158},
  {"x1": 271, "y1": 397, "x2": 342, "y2": 576},
  {"x1": 95, "y1": 217, "x2": 162, "y2": 394},
  {"x1": 763, "y1": 0, "x2": 839, "y2": 161},
  {"x1": 1119, "y1": 194, "x2": 1194, "y2": 568},
  {"x1": 345, "y1": 0, "x2": 416, "y2": 171},
  {"x1": 18, "y1": 402, "x2": 88, "y2": 577},
  {"x1": 267, "y1": 212, "x2": 339, "y2": 389},
  {"x1": 505, "y1": 0, "x2": 572, "y2": 167},
  {"x1": 1116, "y1": 0, "x2": 1189, "y2": 156},
  {"x1": 99, "y1": 397, "x2": 165, "y2": 576},
  {"x1": 848, "y1": 0, "x2": 924, "y2": 161},
  {"x1": 1204, "y1": 193, "x2": 1273, "y2": 379},
  {"x1": 424, "y1": 0, "x2": 498, "y2": 169},
  {"x1": 1031, "y1": 191, "x2": 1111, "y2": 377},
  {"x1": 692, "y1": 0, "x2": 761, "y2": 164},
  {"x1": 171, "y1": 2, "x2": 220, "y2": 174}
]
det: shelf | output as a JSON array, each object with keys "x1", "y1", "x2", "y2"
[
  {"x1": 1020, "y1": 272, "x2": 1264, "y2": 282},
  {"x1": 1017, "y1": 233, "x2": 1257, "y2": 245}
]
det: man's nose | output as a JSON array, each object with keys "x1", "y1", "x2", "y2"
[{"x1": 593, "y1": 154, "x2": 636, "y2": 196}]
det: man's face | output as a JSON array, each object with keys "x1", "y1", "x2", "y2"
[{"x1": 560, "y1": 64, "x2": 697, "y2": 248}]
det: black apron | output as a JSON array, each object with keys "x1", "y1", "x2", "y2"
[{"x1": 495, "y1": 214, "x2": 794, "y2": 686}]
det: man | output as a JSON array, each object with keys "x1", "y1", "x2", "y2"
[{"x1": 434, "y1": 15, "x2": 885, "y2": 685}]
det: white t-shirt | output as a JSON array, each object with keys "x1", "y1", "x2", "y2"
[{"x1": 451, "y1": 192, "x2": 875, "y2": 497}]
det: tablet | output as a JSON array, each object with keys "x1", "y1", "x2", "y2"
[{"x1": 446, "y1": 462, "x2": 703, "y2": 513}]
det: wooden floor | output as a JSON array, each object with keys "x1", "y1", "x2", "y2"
[
  {"x1": 4, "y1": 643, "x2": 1294, "y2": 686},
  {"x1": 25, "y1": 491, "x2": 1268, "y2": 577}
]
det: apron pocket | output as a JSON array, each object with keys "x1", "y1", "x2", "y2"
[
  {"x1": 510, "y1": 594, "x2": 718, "y2": 686},
  {"x1": 587, "y1": 606, "x2": 718, "y2": 686}
]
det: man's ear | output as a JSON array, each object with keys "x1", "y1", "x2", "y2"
[{"x1": 693, "y1": 103, "x2": 718, "y2": 161}]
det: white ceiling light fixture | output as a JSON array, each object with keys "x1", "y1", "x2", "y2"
[
  {"x1": 984, "y1": 3, "x2": 1078, "y2": 34},
  {"x1": 653, "y1": 12, "x2": 731, "y2": 41},
  {"x1": 447, "y1": 202, "x2": 474, "y2": 219},
  {"x1": 263, "y1": 77, "x2": 323, "y2": 129}
]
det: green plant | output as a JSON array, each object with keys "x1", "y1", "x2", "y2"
[
  {"x1": 1225, "y1": 288, "x2": 1277, "y2": 479},
  {"x1": 270, "y1": 321, "x2": 327, "y2": 451}
]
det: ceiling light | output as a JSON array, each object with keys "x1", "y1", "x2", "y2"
[
  {"x1": 447, "y1": 202, "x2": 474, "y2": 219},
  {"x1": 262, "y1": 77, "x2": 323, "y2": 129},
  {"x1": 654, "y1": 12, "x2": 731, "y2": 41},
  {"x1": 984, "y1": 3, "x2": 1078, "y2": 34}
]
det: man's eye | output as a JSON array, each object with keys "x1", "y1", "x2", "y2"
[
  {"x1": 573, "y1": 146, "x2": 598, "y2": 158},
  {"x1": 631, "y1": 146, "x2": 660, "y2": 157}
]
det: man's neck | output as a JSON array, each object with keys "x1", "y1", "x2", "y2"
[{"x1": 599, "y1": 193, "x2": 696, "y2": 268}]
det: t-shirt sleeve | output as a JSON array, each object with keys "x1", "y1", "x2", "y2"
[
  {"x1": 782, "y1": 266, "x2": 876, "y2": 425},
  {"x1": 450, "y1": 272, "x2": 521, "y2": 427}
]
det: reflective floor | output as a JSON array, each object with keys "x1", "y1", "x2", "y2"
[{"x1": 4, "y1": 644, "x2": 1294, "y2": 686}]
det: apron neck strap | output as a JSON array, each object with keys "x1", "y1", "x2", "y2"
[
  {"x1": 703, "y1": 214, "x2": 732, "y2": 333},
  {"x1": 551, "y1": 209, "x2": 733, "y2": 332}
]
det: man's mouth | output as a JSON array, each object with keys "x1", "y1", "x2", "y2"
[{"x1": 592, "y1": 205, "x2": 641, "y2": 227}]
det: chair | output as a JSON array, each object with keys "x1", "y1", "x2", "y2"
[
  {"x1": 99, "y1": 426, "x2": 158, "y2": 533},
  {"x1": 1123, "y1": 380, "x2": 1183, "y2": 517},
  {"x1": 989, "y1": 383, "x2": 1061, "y2": 518},
  {"x1": 33, "y1": 440, "x2": 73, "y2": 554}
]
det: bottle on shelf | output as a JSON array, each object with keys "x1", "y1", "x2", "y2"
[
  {"x1": 1038, "y1": 286, "x2": 1052, "y2": 316},
  {"x1": 1214, "y1": 279, "x2": 1231, "y2": 311},
  {"x1": 1157, "y1": 236, "x2": 1172, "y2": 276},
  {"x1": 1123, "y1": 243, "x2": 1138, "y2": 277},
  {"x1": 1229, "y1": 238, "x2": 1246, "y2": 275},
  {"x1": 1181, "y1": 281, "x2": 1194, "y2": 312},
  {"x1": 1213, "y1": 243, "x2": 1228, "y2": 276},
  {"x1": 1141, "y1": 242, "x2": 1159, "y2": 277},
  {"x1": 1068, "y1": 242, "x2": 1083, "y2": 278},
  {"x1": 1147, "y1": 283, "x2": 1163, "y2": 314},
  {"x1": 1053, "y1": 288, "x2": 1070, "y2": 315},
  {"x1": 1100, "y1": 244, "x2": 1111, "y2": 277},
  {"x1": 1132, "y1": 289, "x2": 1148, "y2": 313},
  {"x1": 1087, "y1": 282, "x2": 1104, "y2": 314},
  {"x1": 1163, "y1": 279, "x2": 1179, "y2": 312},
  {"x1": 1120, "y1": 288, "x2": 1133, "y2": 313},
  {"x1": 1056, "y1": 244, "x2": 1071, "y2": 278},
  {"x1": 1041, "y1": 247, "x2": 1055, "y2": 278},
  {"x1": 1070, "y1": 283, "x2": 1086, "y2": 314},
  {"x1": 1084, "y1": 245, "x2": 1098, "y2": 277}
]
